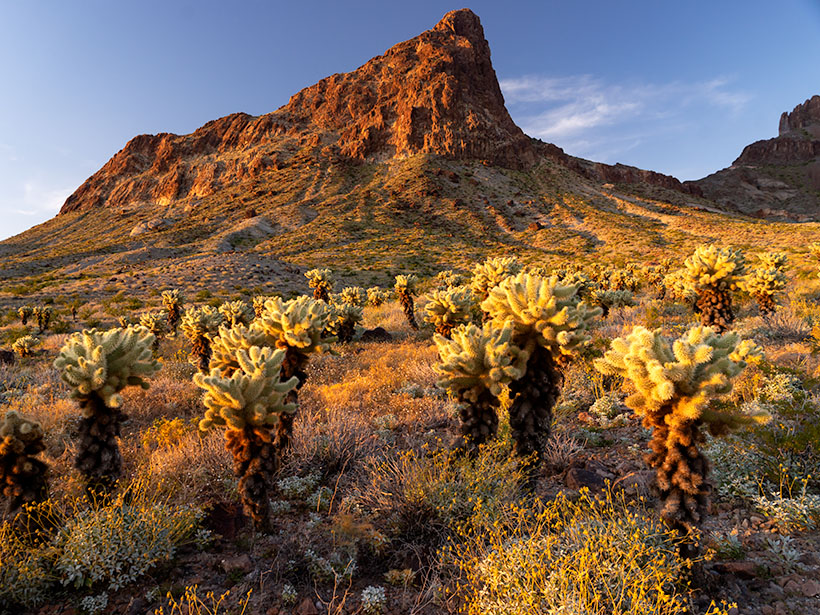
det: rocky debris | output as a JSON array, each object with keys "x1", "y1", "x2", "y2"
[
  {"x1": 564, "y1": 466, "x2": 605, "y2": 491},
  {"x1": 360, "y1": 326, "x2": 393, "y2": 342},
  {"x1": 0, "y1": 350, "x2": 14, "y2": 365},
  {"x1": 129, "y1": 217, "x2": 173, "y2": 236}
]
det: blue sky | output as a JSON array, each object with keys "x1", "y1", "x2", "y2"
[{"x1": 2, "y1": 0, "x2": 819, "y2": 240}]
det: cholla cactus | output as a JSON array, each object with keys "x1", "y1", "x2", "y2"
[
  {"x1": 559, "y1": 272, "x2": 595, "y2": 298},
  {"x1": 436, "y1": 270, "x2": 465, "y2": 289},
  {"x1": 609, "y1": 268, "x2": 639, "y2": 292},
  {"x1": 54, "y1": 326, "x2": 159, "y2": 490},
  {"x1": 742, "y1": 267, "x2": 787, "y2": 315},
  {"x1": 306, "y1": 268, "x2": 334, "y2": 302},
  {"x1": 326, "y1": 303, "x2": 363, "y2": 343},
  {"x1": 589, "y1": 289, "x2": 635, "y2": 318},
  {"x1": 181, "y1": 306, "x2": 225, "y2": 373},
  {"x1": 482, "y1": 273, "x2": 601, "y2": 465},
  {"x1": 117, "y1": 316, "x2": 131, "y2": 328},
  {"x1": 11, "y1": 335, "x2": 39, "y2": 358},
  {"x1": 643, "y1": 265, "x2": 668, "y2": 300},
  {"x1": 758, "y1": 252, "x2": 788, "y2": 271},
  {"x1": 595, "y1": 326, "x2": 762, "y2": 551},
  {"x1": 434, "y1": 322, "x2": 528, "y2": 452},
  {"x1": 17, "y1": 306, "x2": 33, "y2": 327},
  {"x1": 0, "y1": 411, "x2": 48, "y2": 516},
  {"x1": 252, "y1": 295, "x2": 272, "y2": 318},
  {"x1": 423, "y1": 286, "x2": 475, "y2": 337},
  {"x1": 394, "y1": 274, "x2": 419, "y2": 331},
  {"x1": 470, "y1": 256, "x2": 521, "y2": 301},
  {"x1": 681, "y1": 245, "x2": 746, "y2": 331},
  {"x1": 366, "y1": 287, "x2": 389, "y2": 307},
  {"x1": 161, "y1": 289, "x2": 184, "y2": 332},
  {"x1": 219, "y1": 300, "x2": 254, "y2": 327},
  {"x1": 195, "y1": 346, "x2": 298, "y2": 531},
  {"x1": 338, "y1": 286, "x2": 367, "y2": 307},
  {"x1": 663, "y1": 269, "x2": 697, "y2": 306},
  {"x1": 33, "y1": 306, "x2": 52, "y2": 333},
  {"x1": 138, "y1": 311, "x2": 167, "y2": 350}
]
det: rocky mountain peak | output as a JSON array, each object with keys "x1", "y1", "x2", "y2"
[{"x1": 779, "y1": 95, "x2": 820, "y2": 137}]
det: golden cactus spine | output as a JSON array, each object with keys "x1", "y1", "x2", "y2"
[
  {"x1": 0, "y1": 411, "x2": 49, "y2": 516},
  {"x1": 394, "y1": 274, "x2": 419, "y2": 330}
]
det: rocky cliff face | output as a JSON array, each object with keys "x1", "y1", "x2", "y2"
[{"x1": 779, "y1": 94, "x2": 820, "y2": 138}]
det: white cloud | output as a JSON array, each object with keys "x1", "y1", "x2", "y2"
[{"x1": 22, "y1": 181, "x2": 73, "y2": 214}]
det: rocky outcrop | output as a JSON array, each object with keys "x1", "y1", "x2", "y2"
[
  {"x1": 568, "y1": 158, "x2": 702, "y2": 195},
  {"x1": 779, "y1": 95, "x2": 820, "y2": 137}
]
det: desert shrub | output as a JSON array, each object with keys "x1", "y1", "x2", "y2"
[{"x1": 153, "y1": 584, "x2": 252, "y2": 615}]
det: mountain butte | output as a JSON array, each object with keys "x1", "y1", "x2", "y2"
[{"x1": 2, "y1": 9, "x2": 819, "y2": 298}]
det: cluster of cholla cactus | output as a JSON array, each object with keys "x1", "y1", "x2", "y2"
[
  {"x1": 161, "y1": 290, "x2": 184, "y2": 332},
  {"x1": 595, "y1": 326, "x2": 762, "y2": 554},
  {"x1": 482, "y1": 272, "x2": 601, "y2": 466},
  {"x1": 609, "y1": 268, "x2": 640, "y2": 292},
  {"x1": 181, "y1": 306, "x2": 225, "y2": 372},
  {"x1": 219, "y1": 300, "x2": 254, "y2": 327},
  {"x1": 366, "y1": 287, "x2": 389, "y2": 307},
  {"x1": 394, "y1": 274, "x2": 419, "y2": 330},
  {"x1": 338, "y1": 286, "x2": 367, "y2": 307},
  {"x1": 589, "y1": 289, "x2": 635, "y2": 317},
  {"x1": 33, "y1": 306, "x2": 52, "y2": 333},
  {"x1": 252, "y1": 295, "x2": 271, "y2": 318},
  {"x1": 138, "y1": 312, "x2": 167, "y2": 350},
  {"x1": 11, "y1": 335, "x2": 39, "y2": 358},
  {"x1": 470, "y1": 256, "x2": 521, "y2": 302},
  {"x1": 742, "y1": 252, "x2": 788, "y2": 315},
  {"x1": 326, "y1": 302, "x2": 363, "y2": 343},
  {"x1": 423, "y1": 286, "x2": 475, "y2": 337},
  {"x1": 17, "y1": 306, "x2": 33, "y2": 327},
  {"x1": 434, "y1": 322, "x2": 528, "y2": 453},
  {"x1": 306, "y1": 268, "x2": 334, "y2": 302},
  {"x1": 435, "y1": 269, "x2": 465, "y2": 289},
  {"x1": 558, "y1": 271, "x2": 594, "y2": 299},
  {"x1": 195, "y1": 346, "x2": 297, "y2": 531},
  {"x1": 679, "y1": 245, "x2": 746, "y2": 331},
  {"x1": 54, "y1": 326, "x2": 160, "y2": 491},
  {"x1": 0, "y1": 411, "x2": 49, "y2": 516}
]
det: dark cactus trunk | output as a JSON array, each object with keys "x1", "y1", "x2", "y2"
[
  {"x1": 167, "y1": 305, "x2": 181, "y2": 332},
  {"x1": 337, "y1": 319, "x2": 355, "y2": 343},
  {"x1": 436, "y1": 322, "x2": 455, "y2": 338},
  {"x1": 226, "y1": 427, "x2": 277, "y2": 532},
  {"x1": 276, "y1": 347, "x2": 307, "y2": 454},
  {"x1": 455, "y1": 390, "x2": 499, "y2": 455},
  {"x1": 314, "y1": 287, "x2": 330, "y2": 302},
  {"x1": 192, "y1": 335, "x2": 212, "y2": 373},
  {"x1": 695, "y1": 287, "x2": 733, "y2": 332},
  {"x1": 755, "y1": 294, "x2": 776, "y2": 316},
  {"x1": 1, "y1": 440, "x2": 49, "y2": 517},
  {"x1": 398, "y1": 290, "x2": 418, "y2": 330},
  {"x1": 76, "y1": 393, "x2": 126, "y2": 494}
]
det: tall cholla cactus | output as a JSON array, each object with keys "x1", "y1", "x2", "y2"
[
  {"x1": 33, "y1": 306, "x2": 52, "y2": 333},
  {"x1": 306, "y1": 268, "x2": 334, "y2": 302},
  {"x1": 325, "y1": 303, "x2": 363, "y2": 343},
  {"x1": 0, "y1": 411, "x2": 49, "y2": 516},
  {"x1": 54, "y1": 326, "x2": 160, "y2": 490},
  {"x1": 18, "y1": 306, "x2": 33, "y2": 327},
  {"x1": 595, "y1": 326, "x2": 762, "y2": 553},
  {"x1": 195, "y1": 347, "x2": 297, "y2": 531},
  {"x1": 423, "y1": 286, "x2": 476, "y2": 337},
  {"x1": 470, "y1": 256, "x2": 521, "y2": 302},
  {"x1": 482, "y1": 272, "x2": 601, "y2": 465},
  {"x1": 161, "y1": 289, "x2": 184, "y2": 332},
  {"x1": 366, "y1": 287, "x2": 389, "y2": 307},
  {"x1": 11, "y1": 335, "x2": 39, "y2": 358},
  {"x1": 338, "y1": 286, "x2": 367, "y2": 307},
  {"x1": 681, "y1": 245, "x2": 746, "y2": 332},
  {"x1": 394, "y1": 274, "x2": 419, "y2": 331},
  {"x1": 219, "y1": 300, "x2": 254, "y2": 327},
  {"x1": 434, "y1": 322, "x2": 528, "y2": 453},
  {"x1": 138, "y1": 311, "x2": 167, "y2": 350},
  {"x1": 181, "y1": 306, "x2": 225, "y2": 373}
]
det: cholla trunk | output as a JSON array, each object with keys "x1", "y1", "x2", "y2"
[
  {"x1": 167, "y1": 306, "x2": 181, "y2": 332},
  {"x1": 276, "y1": 347, "x2": 307, "y2": 454},
  {"x1": 313, "y1": 287, "x2": 329, "y2": 302},
  {"x1": 192, "y1": 336, "x2": 212, "y2": 374},
  {"x1": 507, "y1": 346, "x2": 562, "y2": 467},
  {"x1": 755, "y1": 294, "x2": 776, "y2": 316},
  {"x1": 456, "y1": 390, "x2": 499, "y2": 454},
  {"x1": 695, "y1": 288, "x2": 733, "y2": 332},
  {"x1": 76, "y1": 393, "x2": 125, "y2": 493},
  {"x1": 598, "y1": 304, "x2": 611, "y2": 318},
  {"x1": 645, "y1": 412, "x2": 709, "y2": 560},
  {"x1": 20, "y1": 315, "x2": 28, "y2": 327},
  {"x1": 1, "y1": 443, "x2": 48, "y2": 517},
  {"x1": 225, "y1": 428, "x2": 277, "y2": 532},
  {"x1": 398, "y1": 291, "x2": 418, "y2": 330},
  {"x1": 436, "y1": 323, "x2": 455, "y2": 338},
  {"x1": 37, "y1": 314, "x2": 50, "y2": 333},
  {"x1": 337, "y1": 320, "x2": 355, "y2": 343},
  {"x1": 655, "y1": 286, "x2": 666, "y2": 301}
]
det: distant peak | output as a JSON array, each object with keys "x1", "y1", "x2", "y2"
[{"x1": 433, "y1": 8, "x2": 484, "y2": 39}]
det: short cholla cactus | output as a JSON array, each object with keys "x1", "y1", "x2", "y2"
[
  {"x1": 0, "y1": 411, "x2": 48, "y2": 516},
  {"x1": 742, "y1": 252, "x2": 788, "y2": 315},
  {"x1": 219, "y1": 300, "x2": 254, "y2": 327},
  {"x1": 367, "y1": 287, "x2": 389, "y2": 307},
  {"x1": 11, "y1": 335, "x2": 39, "y2": 358},
  {"x1": 595, "y1": 326, "x2": 762, "y2": 552},
  {"x1": 663, "y1": 269, "x2": 697, "y2": 306},
  {"x1": 326, "y1": 303, "x2": 363, "y2": 343},
  {"x1": 117, "y1": 316, "x2": 131, "y2": 328},
  {"x1": 436, "y1": 269, "x2": 465, "y2": 289},
  {"x1": 482, "y1": 273, "x2": 601, "y2": 465},
  {"x1": 559, "y1": 272, "x2": 594, "y2": 298},
  {"x1": 252, "y1": 295, "x2": 272, "y2": 318},
  {"x1": 338, "y1": 286, "x2": 367, "y2": 307},
  {"x1": 470, "y1": 256, "x2": 521, "y2": 301},
  {"x1": 434, "y1": 322, "x2": 528, "y2": 453},
  {"x1": 18, "y1": 306, "x2": 33, "y2": 327},
  {"x1": 138, "y1": 312, "x2": 167, "y2": 350},
  {"x1": 681, "y1": 245, "x2": 746, "y2": 331},
  {"x1": 33, "y1": 306, "x2": 52, "y2": 333},
  {"x1": 306, "y1": 268, "x2": 334, "y2": 302},
  {"x1": 54, "y1": 326, "x2": 160, "y2": 490},
  {"x1": 394, "y1": 274, "x2": 419, "y2": 331},
  {"x1": 181, "y1": 306, "x2": 225, "y2": 373},
  {"x1": 161, "y1": 289, "x2": 184, "y2": 333},
  {"x1": 423, "y1": 286, "x2": 475, "y2": 337},
  {"x1": 589, "y1": 289, "x2": 635, "y2": 318},
  {"x1": 195, "y1": 346, "x2": 298, "y2": 531}
]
